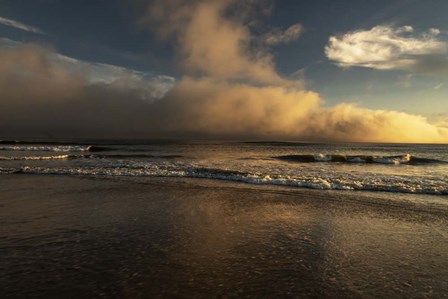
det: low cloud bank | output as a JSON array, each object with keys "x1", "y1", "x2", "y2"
[{"x1": 0, "y1": 43, "x2": 447, "y2": 143}]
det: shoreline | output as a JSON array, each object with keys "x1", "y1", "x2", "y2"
[
  {"x1": 2, "y1": 174, "x2": 448, "y2": 298},
  {"x1": 3, "y1": 173, "x2": 448, "y2": 215}
]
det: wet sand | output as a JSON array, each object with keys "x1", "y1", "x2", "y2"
[{"x1": 1, "y1": 174, "x2": 448, "y2": 298}]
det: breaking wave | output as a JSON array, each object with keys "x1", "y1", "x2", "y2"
[
  {"x1": 2, "y1": 165, "x2": 446, "y2": 195},
  {"x1": 0, "y1": 154, "x2": 185, "y2": 161},
  {"x1": 0, "y1": 145, "x2": 91, "y2": 152},
  {"x1": 1, "y1": 142, "x2": 447, "y2": 196},
  {"x1": 0, "y1": 155, "x2": 75, "y2": 161},
  {"x1": 0, "y1": 153, "x2": 183, "y2": 161}
]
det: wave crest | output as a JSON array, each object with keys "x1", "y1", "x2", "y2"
[
  {"x1": 0, "y1": 154, "x2": 75, "y2": 161},
  {"x1": 0, "y1": 145, "x2": 91, "y2": 152},
  {"x1": 9, "y1": 165, "x2": 447, "y2": 195}
]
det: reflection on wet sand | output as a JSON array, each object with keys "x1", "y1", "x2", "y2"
[{"x1": 1, "y1": 175, "x2": 448, "y2": 298}]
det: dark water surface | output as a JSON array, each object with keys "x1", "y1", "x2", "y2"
[
  {"x1": 1, "y1": 141, "x2": 447, "y2": 195},
  {"x1": 1, "y1": 175, "x2": 447, "y2": 298}
]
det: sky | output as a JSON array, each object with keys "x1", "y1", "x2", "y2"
[{"x1": 0, "y1": 0, "x2": 447, "y2": 142}]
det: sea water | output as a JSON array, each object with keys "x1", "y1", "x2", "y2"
[{"x1": 1, "y1": 140, "x2": 447, "y2": 196}]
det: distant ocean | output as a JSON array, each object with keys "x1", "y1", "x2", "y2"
[{"x1": 1, "y1": 140, "x2": 447, "y2": 196}]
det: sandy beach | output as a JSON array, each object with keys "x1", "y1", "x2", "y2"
[{"x1": 1, "y1": 174, "x2": 447, "y2": 298}]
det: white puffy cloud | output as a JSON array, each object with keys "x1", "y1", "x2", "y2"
[
  {"x1": 325, "y1": 25, "x2": 448, "y2": 74},
  {"x1": 0, "y1": 16, "x2": 45, "y2": 34}
]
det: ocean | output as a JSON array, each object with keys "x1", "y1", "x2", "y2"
[{"x1": 1, "y1": 140, "x2": 447, "y2": 196}]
